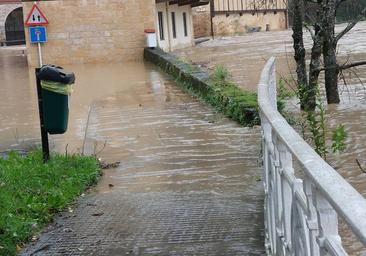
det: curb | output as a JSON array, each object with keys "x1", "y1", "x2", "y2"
[{"x1": 144, "y1": 48, "x2": 259, "y2": 127}]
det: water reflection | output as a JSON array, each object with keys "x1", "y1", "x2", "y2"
[{"x1": 0, "y1": 53, "x2": 177, "y2": 154}]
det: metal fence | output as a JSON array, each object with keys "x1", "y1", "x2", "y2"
[{"x1": 258, "y1": 57, "x2": 366, "y2": 255}]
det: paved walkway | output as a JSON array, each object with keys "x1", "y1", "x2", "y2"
[{"x1": 21, "y1": 66, "x2": 264, "y2": 255}]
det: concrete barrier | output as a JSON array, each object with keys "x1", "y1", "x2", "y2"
[{"x1": 144, "y1": 47, "x2": 259, "y2": 126}]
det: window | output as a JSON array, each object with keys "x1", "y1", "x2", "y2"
[
  {"x1": 158, "y1": 11, "x2": 164, "y2": 41},
  {"x1": 183, "y1": 12, "x2": 188, "y2": 37},
  {"x1": 171, "y1": 12, "x2": 176, "y2": 38}
]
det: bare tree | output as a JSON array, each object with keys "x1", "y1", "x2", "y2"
[{"x1": 291, "y1": 0, "x2": 366, "y2": 107}]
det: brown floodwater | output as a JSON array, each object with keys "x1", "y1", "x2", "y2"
[
  {"x1": 1, "y1": 48, "x2": 265, "y2": 255},
  {"x1": 1, "y1": 20, "x2": 365, "y2": 254},
  {"x1": 175, "y1": 21, "x2": 366, "y2": 255}
]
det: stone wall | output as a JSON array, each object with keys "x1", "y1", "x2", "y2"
[
  {"x1": 0, "y1": 3, "x2": 22, "y2": 42},
  {"x1": 212, "y1": 11, "x2": 287, "y2": 36},
  {"x1": 192, "y1": 3, "x2": 288, "y2": 37},
  {"x1": 22, "y1": 0, "x2": 156, "y2": 67}
]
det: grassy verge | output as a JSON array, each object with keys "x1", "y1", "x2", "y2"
[
  {"x1": 0, "y1": 150, "x2": 101, "y2": 255},
  {"x1": 144, "y1": 48, "x2": 259, "y2": 126}
]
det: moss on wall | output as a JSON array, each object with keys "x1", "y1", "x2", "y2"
[{"x1": 144, "y1": 48, "x2": 259, "y2": 126}]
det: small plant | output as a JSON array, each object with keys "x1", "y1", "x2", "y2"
[
  {"x1": 279, "y1": 82, "x2": 348, "y2": 160},
  {"x1": 304, "y1": 97, "x2": 328, "y2": 159},
  {"x1": 211, "y1": 65, "x2": 231, "y2": 85},
  {"x1": 331, "y1": 124, "x2": 347, "y2": 153},
  {"x1": 177, "y1": 56, "x2": 200, "y2": 74}
]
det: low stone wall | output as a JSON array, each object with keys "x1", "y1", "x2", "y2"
[{"x1": 144, "y1": 47, "x2": 259, "y2": 126}]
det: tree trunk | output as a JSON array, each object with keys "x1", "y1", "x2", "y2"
[
  {"x1": 322, "y1": 0, "x2": 340, "y2": 104},
  {"x1": 307, "y1": 24, "x2": 322, "y2": 111},
  {"x1": 292, "y1": 0, "x2": 309, "y2": 110},
  {"x1": 307, "y1": 3, "x2": 323, "y2": 111}
]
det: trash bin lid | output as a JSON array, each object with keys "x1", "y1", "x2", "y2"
[{"x1": 38, "y1": 65, "x2": 75, "y2": 84}]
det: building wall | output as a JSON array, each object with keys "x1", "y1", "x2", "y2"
[
  {"x1": 213, "y1": 11, "x2": 287, "y2": 36},
  {"x1": 156, "y1": 2, "x2": 194, "y2": 52},
  {"x1": 0, "y1": 3, "x2": 22, "y2": 42},
  {"x1": 22, "y1": 0, "x2": 156, "y2": 67},
  {"x1": 192, "y1": 2, "x2": 288, "y2": 37}
]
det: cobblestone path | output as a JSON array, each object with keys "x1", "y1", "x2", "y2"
[{"x1": 20, "y1": 66, "x2": 264, "y2": 256}]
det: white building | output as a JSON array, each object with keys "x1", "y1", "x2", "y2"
[{"x1": 155, "y1": 0, "x2": 209, "y2": 52}]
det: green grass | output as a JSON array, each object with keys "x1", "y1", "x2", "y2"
[
  {"x1": 0, "y1": 150, "x2": 101, "y2": 255},
  {"x1": 173, "y1": 63, "x2": 259, "y2": 126},
  {"x1": 205, "y1": 66, "x2": 259, "y2": 125}
]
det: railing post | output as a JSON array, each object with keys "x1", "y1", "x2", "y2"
[
  {"x1": 314, "y1": 191, "x2": 342, "y2": 255},
  {"x1": 278, "y1": 141, "x2": 293, "y2": 255},
  {"x1": 304, "y1": 178, "x2": 320, "y2": 256},
  {"x1": 262, "y1": 118, "x2": 275, "y2": 254}
]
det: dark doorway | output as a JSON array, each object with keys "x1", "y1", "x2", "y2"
[{"x1": 5, "y1": 7, "x2": 25, "y2": 46}]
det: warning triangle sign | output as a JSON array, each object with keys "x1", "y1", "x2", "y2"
[{"x1": 25, "y1": 4, "x2": 49, "y2": 26}]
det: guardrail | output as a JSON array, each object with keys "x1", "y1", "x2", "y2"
[{"x1": 258, "y1": 57, "x2": 366, "y2": 255}]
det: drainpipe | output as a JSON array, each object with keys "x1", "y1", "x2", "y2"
[
  {"x1": 210, "y1": 0, "x2": 215, "y2": 39},
  {"x1": 165, "y1": 2, "x2": 172, "y2": 52}
]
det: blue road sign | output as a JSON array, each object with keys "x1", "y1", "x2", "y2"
[{"x1": 29, "y1": 26, "x2": 47, "y2": 44}]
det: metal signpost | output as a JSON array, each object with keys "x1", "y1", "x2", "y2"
[
  {"x1": 25, "y1": 3, "x2": 50, "y2": 162},
  {"x1": 29, "y1": 26, "x2": 47, "y2": 65}
]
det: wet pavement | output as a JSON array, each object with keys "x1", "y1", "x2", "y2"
[
  {"x1": 174, "y1": 21, "x2": 366, "y2": 255},
  {"x1": 0, "y1": 48, "x2": 264, "y2": 255}
]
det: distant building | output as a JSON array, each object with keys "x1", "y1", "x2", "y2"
[
  {"x1": 156, "y1": 0, "x2": 209, "y2": 52},
  {"x1": 0, "y1": 0, "x2": 24, "y2": 45},
  {"x1": 193, "y1": 0, "x2": 288, "y2": 38},
  {"x1": 16, "y1": 0, "x2": 209, "y2": 66}
]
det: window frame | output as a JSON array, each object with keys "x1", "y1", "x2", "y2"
[
  {"x1": 158, "y1": 11, "x2": 164, "y2": 41},
  {"x1": 183, "y1": 12, "x2": 188, "y2": 37},
  {"x1": 171, "y1": 12, "x2": 176, "y2": 39}
]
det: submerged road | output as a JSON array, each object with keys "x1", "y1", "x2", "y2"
[{"x1": 5, "y1": 58, "x2": 265, "y2": 255}]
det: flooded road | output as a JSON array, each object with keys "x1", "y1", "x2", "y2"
[
  {"x1": 175, "y1": 21, "x2": 366, "y2": 255},
  {"x1": 0, "y1": 48, "x2": 264, "y2": 255}
]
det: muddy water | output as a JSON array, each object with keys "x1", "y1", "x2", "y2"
[
  {"x1": 175, "y1": 21, "x2": 366, "y2": 254},
  {"x1": 1, "y1": 49, "x2": 265, "y2": 255},
  {"x1": 0, "y1": 51, "x2": 186, "y2": 154}
]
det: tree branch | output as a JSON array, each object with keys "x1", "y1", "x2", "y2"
[
  {"x1": 304, "y1": 23, "x2": 316, "y2": 41},
  {"x1": 340, "y1": 61, "x2": 366, "y2": 70},
  {"x1": 335, "y1": 7, "x2": 366, "y2": 43}
]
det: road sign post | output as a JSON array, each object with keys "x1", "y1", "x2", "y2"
[
  {"x1": 29, "y1": 26, "x2": 47, "y2": 66},
  {"x1": 26, "y1": 3, "x2": 50, "y2": 162}
]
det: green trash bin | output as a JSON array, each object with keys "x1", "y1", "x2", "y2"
[{"x1": 37, "y1": 65, "x2": 75, "y2": 134}]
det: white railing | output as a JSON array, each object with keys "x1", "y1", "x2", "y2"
[{"x1": 258, "y1": 58, "x2": 366, "y2": 255}]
